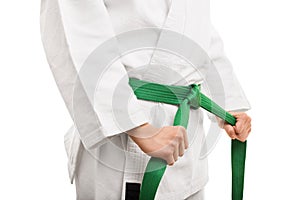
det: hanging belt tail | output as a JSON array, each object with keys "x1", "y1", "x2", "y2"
[{"x1": 128, "y1": 78, "x2": 246, "y2": 200}]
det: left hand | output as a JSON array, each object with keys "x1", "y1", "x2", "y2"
[{"x1": 219, "y1": 112, "x2": 252, "y2": 142}]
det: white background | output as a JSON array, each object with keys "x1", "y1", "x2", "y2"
[{"x1": 0, "y1": 1, "x2": 299, "y2": 199}]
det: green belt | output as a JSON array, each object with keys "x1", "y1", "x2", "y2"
[{"x1": 129, "y1": 78, "x2": 246, "y2": 200}]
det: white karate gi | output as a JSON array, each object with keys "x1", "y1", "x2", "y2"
[{"x1": 40, "y1": 0, "x2": 251, "y2": 199}]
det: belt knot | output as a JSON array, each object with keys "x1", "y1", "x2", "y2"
[{"x1": 186, "y1": 84, "x2": 201, "y2": 109}]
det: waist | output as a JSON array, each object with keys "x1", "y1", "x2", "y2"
[
  {"x1": 128, "y1": 78, "x2": 236, "y2": 125},
  {"x1": 128, "y1": 78, "x2": 200, "y2": 108}
]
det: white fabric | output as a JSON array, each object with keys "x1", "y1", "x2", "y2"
[
  {"x1": 75, "y1": 101, "x2": 207, "y2": 200},
  {"x1": 40, "y1": 0, "x2": 251, "y2": 199},
  {"x1": 185, "y1": 189, "x2": 205, "y2": 200}
]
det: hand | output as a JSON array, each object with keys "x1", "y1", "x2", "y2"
[
  {"x1": 127, "y1": 123, "x2": 189, "y2": 166},
  {"x1": 219, "y1": 112, "x2": 252, "y2": 142}
]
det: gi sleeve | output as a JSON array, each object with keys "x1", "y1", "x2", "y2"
[
  {"x1": 40, "y1": 0, "x2": 149, "y2": 149},
  {"x1": 204, "y1": 25, "x2": 251, "y2": 112}
]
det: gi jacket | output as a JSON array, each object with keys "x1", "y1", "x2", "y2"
[{"x1": 40, "y1": 0, "x2": 250, "y2": 199}]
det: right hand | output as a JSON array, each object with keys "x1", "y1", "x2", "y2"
[{"x1": 127, "y1": 123, "x2": 189, "y2": 166}]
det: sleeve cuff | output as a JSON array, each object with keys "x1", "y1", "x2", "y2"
[{"x1": 81, "y1": 110, "x2": 149, "y2": 149}]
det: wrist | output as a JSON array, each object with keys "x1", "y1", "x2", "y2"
[
  {"x1": 127, "y1": 123, "x2": 160, "y2": 139},
  {"x1": 215, "y1": 116, "x2": 225, "y2": 129}
]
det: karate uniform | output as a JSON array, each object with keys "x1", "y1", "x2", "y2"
[{"x1": 40, "y1": 0, "x2": 251, "y2": 199}]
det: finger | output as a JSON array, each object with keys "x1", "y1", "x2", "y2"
[
  {"x1": 236, "y1": 120, "x2": 250, "y2": 136},
  {"x1": 233, "y1": 126, "x2": 242, "y2": 136},
  {"x1": 229, "y1": 112, "x2": 243, "y2": 118},
  {"x1": 171, "y1": 139, "x2": 179, "y2": 162},
  {"x1": 235, "y1": 120, "x2": 245, "y2": 133},
  {"x1": 166, "y1": 155, "x2": 175, "y2": 166},
  {"x1": 237, "y1": 137, "x2": 246, "y2": 142},
  {"x1": 247, "y1": 127, "x2": 251, "y2": 134},
  {"x1": 224, "y1": 124, "x2": 237, "y2": 139},
  {"x1": 237, "y1": 134, "x2": 247, "y2": 142},
  {"x1": 173, "y1": 146, "x2": 179, "y2": 162},
  {"x1": 242, "y1": 127, "x2": 251, "y2": 139},
  {"x1": 179, "y1": 141, "x2": 185, "y2": 157},
  {"x1": 182, "y1": 128, "x2": 189, "y2": 149},
  {"x1": 234, "y1": 127, "x2": 247, "y2": 142}
]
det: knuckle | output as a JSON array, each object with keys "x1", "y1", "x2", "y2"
[
  {"x1": 176, "y1": 134, "x2": 183, "y2": 142},
  {"x1": 163, "y1": 150, "x2": 172, "y2": 158},
  {"x1": 167, "y1": 149, "x2": 174, "y2": 156},
  {"x1": 170, "y1": 141, "x2": 177, "y2": 148},
  {"x1": 172, "y1": 126, "x2": 179, "y2": 131},
  {"x1": 174, "y1": 126, "x2": 181, "y2": 134},
  {"x1": 178, "y1": 126, "x2": 186, "y2": 134}
]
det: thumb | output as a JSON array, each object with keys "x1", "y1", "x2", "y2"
[{"x1": 223, "y1": 124, "x2": 237, "y2": 140}]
